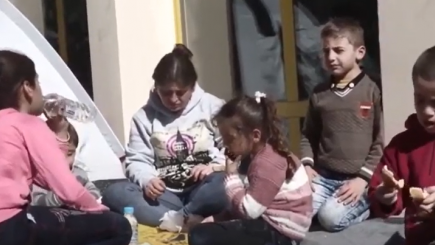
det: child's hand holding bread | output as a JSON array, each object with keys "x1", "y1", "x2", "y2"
[
  {"x1": 376, "y1": 166, "x2": 435, "y2": 219},
  {"x1": 374, "y1": 166, "x2": 404, "y2": 205},
  {"x1": 381, "y1": 165, "x2": 404, "y2": 190},
  {"x1": 410, "y1": 187, "x2": 435, "y2": 219}
]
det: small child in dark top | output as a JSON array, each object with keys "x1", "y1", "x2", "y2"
[
  {"x1": 300, "y1": 17, "x2": 383, "y2": 232},
  {"x1": 369, "y1": 46, "x2": 435, "y2": 245}
]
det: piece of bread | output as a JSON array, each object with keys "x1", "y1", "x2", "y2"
[
  {"x1": 382, "y1": 166, "x2": 404, "y2": 189},
  {"x1": 409, "y1": 187, "x2": 429, "y2": 201}
]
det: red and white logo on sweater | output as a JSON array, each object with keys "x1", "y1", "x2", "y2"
[{"x1": 359, "y1": 102, "x2": 372, "y2": 118}]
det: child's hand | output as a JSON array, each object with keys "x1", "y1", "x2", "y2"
[
  {"x1": 372, "y1": 165, "x2": 403, "y2": 206},
  {"x1": 337, "y1": 177, "x2": 367, "y2": 206},
  {"x1": 190, "y1": 164, "x2": 213, "y2": 181},
  {"x1": 374, "y1": 185, "x2": 399, "y2": 206},
  {"x1": 144, "y1": 178, "x2": 166, "y2": 200},
  {"x1": 381, "y1": 165, "x2": 404, "y2": 190},
  {"x1": 225, "y1": 154, "x2": 241, "y2": 175},
  {"x1": 414, "y1": 186, "x2": 435, "y2": 218}
]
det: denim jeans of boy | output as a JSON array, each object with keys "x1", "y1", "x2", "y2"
[{"x1": 312, "y1": 168, "x2": 370, "y2": 232}]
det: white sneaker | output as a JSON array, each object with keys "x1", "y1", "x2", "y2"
[{"x1": 159, "y1": 210, "x2": 184, "y2": 233}]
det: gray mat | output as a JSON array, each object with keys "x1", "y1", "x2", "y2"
[{"x1": 302, "y1": 218, "x2": 405, "y2": 245}]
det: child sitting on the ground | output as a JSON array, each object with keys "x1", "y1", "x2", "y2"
[
  {"x1": 369, "y1": 45, "x2": 435, "y2": 245},
  {"x1": 32, "y1": 118, "x2": 101, "y2": 206},
  {"x1": 188, "y1": 92, "x2": 312, "y2": 245},
  {"x1": 300, "y1": 17, "x2": 383, "y2": 232}
]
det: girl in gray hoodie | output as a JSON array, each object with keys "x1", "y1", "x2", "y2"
[{"x1": 102, "y1": 44, "x2": 228, "y2": 232}]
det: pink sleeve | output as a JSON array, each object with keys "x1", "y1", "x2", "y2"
[
  {"x1": 23, "y1": 118, "x2": 106, "y2": 212},
  {"x1": 224, "y1": 156, "x2": 287, "y2": 219},
  {"x1": 223, "y1": 174, "x2": 246, "y2": 217}
]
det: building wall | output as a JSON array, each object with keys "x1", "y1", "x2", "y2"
[
  {"x1": 378, "y1": 0, "x2": 435, "y2": 143},
  {"x1": 11, "y1": 0, "x2": 435, "y2": 145},
  {"x1": 10, "y1": 0, "x2": 44, "y2": 33},
  {"x1": 181, "y1": 0, "x2": 233, "y2": 101},
  {"x1": 86, "y1": 1, "x2": 177, "y2": 143}
]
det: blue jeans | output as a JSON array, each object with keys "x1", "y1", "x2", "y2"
[
  {"x1": 312, "y1": 169, "x2": 370, "y2": 232},
  {"x1": 102, "y1": 172, "x2": 228, "y2": 227}
]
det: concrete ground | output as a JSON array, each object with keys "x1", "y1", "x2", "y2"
[{"x1": 302, "y1": 217, "x2": 405, "y2": 245}]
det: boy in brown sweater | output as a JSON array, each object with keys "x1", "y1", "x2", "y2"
[{"x1": 300, "y1": 17, "x2": 383, "y2": 232}]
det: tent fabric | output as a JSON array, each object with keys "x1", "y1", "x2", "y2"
[{"x1": 0, "y1": 1, "x2": 124, "y2": 180}]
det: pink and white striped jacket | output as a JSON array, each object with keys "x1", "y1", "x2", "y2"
[{"x1": 224, "y1": 144, "x2": 313, "y2": 241}]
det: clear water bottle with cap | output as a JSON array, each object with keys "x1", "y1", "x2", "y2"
[
  {"x1": 43, "y1": 93, "x2": 97, "y2": 123},
  {"x1": 124, "y1": 207, "x2": 138, "y2": 245}
]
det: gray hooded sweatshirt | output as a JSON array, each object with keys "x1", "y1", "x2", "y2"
[{"x1": 125, "y1": 84, "x2": 225, "y2": 192}]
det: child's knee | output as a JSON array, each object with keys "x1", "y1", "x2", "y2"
[
  {"x1": 316, "y1": 200, "x2": 368, "y2": 232},
  {"x1": 317, "y1": 208, "x2": 348, "y2": 232},
  {"x1": 316, "y1": 202, "x2": 354, "y2": 232},
  {"x1": 201, "y1": 173, "x2": 227, "y2": 199},
  {"x1": 101, "y1": 181, "x2": 141, "y2": 210}
]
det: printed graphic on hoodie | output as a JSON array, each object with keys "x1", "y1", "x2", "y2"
[{"x1": 150, "y1": 119, "x2": 213, "y2": 190}]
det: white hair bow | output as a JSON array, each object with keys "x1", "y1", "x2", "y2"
[{"x1": 254, "y1": 91, "x2": 266, "y2": 103}]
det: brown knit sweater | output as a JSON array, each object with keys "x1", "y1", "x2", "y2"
[{"x1": 300, "y1": 73, "x2": 383, "y2": 181}]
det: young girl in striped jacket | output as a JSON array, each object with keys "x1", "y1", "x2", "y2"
[{"x1": 188, "y1": 92, "x2": 313, "y2": 245}]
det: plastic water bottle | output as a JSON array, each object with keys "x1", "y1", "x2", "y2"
[
  {"x1": 124, "y1": 207, "x2": 138, "y2": 245},
  {"x1": 43, "y1": 93, "x2": 96, "y2": 123}
]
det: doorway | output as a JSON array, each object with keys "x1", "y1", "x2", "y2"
[
  {"x1": 229, "y1": 0, "x2": 381, "y2": 153},
  {"x1": 43, "y1": 0, "x2": 93, "y2": 98}
]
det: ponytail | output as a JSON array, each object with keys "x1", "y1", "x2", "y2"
[
  {"x1": 214, "y1": 91, "x2": 302, "y2": 178},
  {"x1": 257, "y1": 95, "x2": 300, "y2": 177}
]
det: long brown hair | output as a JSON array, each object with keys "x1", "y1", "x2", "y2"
[{"x1": 213, "y1": 94, "x2": 300, "y2": 176}]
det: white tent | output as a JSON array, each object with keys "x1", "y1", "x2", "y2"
[{"x1": 0, "y1": 1, "x2": 125, "y2": 180}]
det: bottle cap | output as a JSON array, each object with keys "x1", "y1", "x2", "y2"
[{"x1": 124, "y1": 207, "x2": 134, "y2": 214}]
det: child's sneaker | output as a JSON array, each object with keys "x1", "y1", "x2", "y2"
[{"x1": 159, "y1": 210, "x2": 184, "y2": 232}]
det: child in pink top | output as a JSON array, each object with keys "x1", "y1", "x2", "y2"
[
  {"x1": 188, "y1": 93, "x2": 313, "y2": 245},
  {"x1": 0, "y1": 50, "x2": 131, "y2": 245}
]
